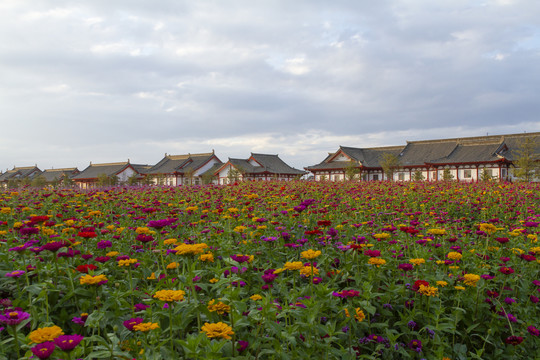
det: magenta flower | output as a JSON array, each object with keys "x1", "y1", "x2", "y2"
[
  {"x1": 31, "y1": 341, "x2": 56, "y2": 359},
  {"x1": 5, "y1": 270, "x2": 25, "y2": 278},
  {"x1": 41, "y1": 241, "x2": 67, "y2": 253},
  {"x1": 54, "y1": 334, "x2": 84, "y2": 352},
  {"x1": 0, "y1": 310, "x2": 30, "y2": 325},
  {"x1": 505, "y1": 335, "x2": 524, "y2": 345},
  {"x1": 528, "y1": 326, "x2": 540, "y2": 336},
  {"x1": 123, "y1": 317, "x2": 144, "y2": 331}
]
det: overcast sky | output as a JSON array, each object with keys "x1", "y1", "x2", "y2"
[{"x1": 1, "y1": 0, "x2": 539, "y2": 171}]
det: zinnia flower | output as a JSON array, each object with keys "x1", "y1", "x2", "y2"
[
  {"x1": 28, "y1": 325, "x2": 64, "y2": 343},
  {"x1": 201, "y1": 322, "x2": 234, "y2": 340},
  {"x1": 79, "y1": 274, "x2": 108, "y2": 286},
  {"x1": 0, "y1": 310, "x2": 30, "y2": 325},
  {"x1": 301, "y1": 249, "x2": 321, "y2": 259},
  {"x1": 153, "y1": 289, "x2": 185, "y2": 302},
  {"x1": 207, "y1": 299, "x2": 231, "y2": 314},
  {"x1": 54, "y1": 334, "x2": 84, "y2": 352},
  {"x1": 31, "y1": 341, "x2": 56, "y2": 359},
  {"x1": 133, "y1": 322, "x2": 159, "y2": 332}
]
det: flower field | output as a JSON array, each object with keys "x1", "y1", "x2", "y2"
[{"x1": 1, "y1": 181, "x2": 539, "y2": 359}]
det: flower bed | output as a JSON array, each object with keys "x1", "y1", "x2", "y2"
[{"x1": 0, "y1": 181, "x2": 539, "y2": 359}]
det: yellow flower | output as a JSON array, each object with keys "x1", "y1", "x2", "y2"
[
  {"x1": 147, "y1": 272, "x2": 156, "y2": 280},
  {"x1": 133, "y1": 322, "x2": 159, "y2": 332},
  {"x1": 136, "y1": 227, "x2": 152, "y2": 234},
  {"x1": 344, "y1": 308, "x2": 365, "y2": 322},
  {"x1": 227, "y1": 208, "x2": 239, "y2": 213},
  {"x1": 174, "y1": 243, "x2": 208, "y2": 256},
  {"x1": 436, "y1": 281, "x2": 448, "y2": 287},
  {"x1": 199, "y1": 252, "x2": 214, "y2": 262},
  {"x1": 250, "y1": 294, "x2": 262, "y2": 301},
  {"x1": 166, "y1": 262, "x2": 179, "y2": 270},
  {"x1": 427, "y1": 228, "x2": 447, "y2": 235},
  {"x1": 28, "y1": 325, "x2": 64, "y2": 344},
  {"x1": 164, "y1": 238, "x2": 178, "y2": 245},
  {"x1": 118, "y1": 258, "x2": 138, "y2": 267},
  {"x1": 79, "y1": 274, "x2": 108, "y2": 285},
  {"x1": 283, "y1": 261, "x2": 304, "y2": 271},
  {"x1": 478, "y1": 223, "x2": 497, "y2": 234},
  {"x1": 530, "y1": 247, "x2": 540, "y2": 254},
  {"x1": 454, "y1": 286, "x2": 466, "y2": 291},
  {"x1": 207, "y1": 299, "x2": 231, "y2": 314},
  {"x1": 185, "y1": 206, "x2": 198, "y2": 212},
  {"x1": 233, "y1": 226, "x2": 247, "y2": 233},
  {"x1": 13, "y1": 222, "x2": 23, "y2": 229},
  {"x1": 462, "y1": 274, "x2": 481, "y2": 287},
  {"x1": 447, "y1": 252, "x2": 462, "y2": 261},
  {"x1": 301, "y1": 249, "x2": 321, "y2": 259},
  {"x1": 0, "y1": 207, "x2": 11, "y2": 214},
  {"x1": 418, "y1": 285, "x2": 439, "y2": 297},
  {"x1": 409, "y1": 258, "x2": 425, "y2": 266},
  {"x1": 373, "y1": 233, "x2": 391, "y2": 239},
  {"x1": 201, "y1": 322, "x2": 234, "y2": 340},
  {"x1": 368, "y1": 258, "x2": 386, "y2": 267},
  {"x1": 106, "y1": 251, "x2": 119, "y2": 257},
  {"x1": 153, "y1": 289, "x2": 185, "y2": 302},
  {"x1": 299, "y1": 266, "x2": 319, "y2": 277},
  {"x1": 209, "y1": 278, "x2": 219, "y2": 284}
]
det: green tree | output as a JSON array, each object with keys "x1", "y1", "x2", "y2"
[
  {"x1": 201, "y1": 172, "x2": 216, "y2": 185},
  {"x1": 7, "y1": 179, "x2": 17, "y2": 189},
  {"x1": 184, "y1": 168, "x2": 196, "y2": 185},
  {"x1": 227, "y1": 167, "x2": 243, "y2": 183},
  {"x1": 480, "y1": 168, "x2": 493, "y2": 182},
  {"x1": 345, "y1": 161, "x2": 360, "y2": 181},
  {"x1": 31, "y1": 175, "x2": 47, "y2": 188},
  {"x1": 127, "y1": 174, "x2": 139, "y2": 186},
  {"x1": 62, "y1": 175, "x2": 74, "y2": 188},
  {"x1": 512, "y1": 136, "x2": 539, "y2": 182},
  {"x1": 380, "y1": 153, "x2": 400, "y2": 181},
  {"x1": 413, "y1": 170, "x2": 425, "y2": 181},
  {"x1": 442, "y1": 168, "x2": 454, "y2": 181}
]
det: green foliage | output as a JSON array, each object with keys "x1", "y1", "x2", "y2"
[
  {"x1": 413, "y1": 170, "x2": 425, "y2": 181},
  {"x1": 380, "y1": 153, "x2": 400, "y2": 181},
  {"x1": 345, "y1": 161, "x2": 360, "y2": 181},
  {"x1": 512, "y1": 136, "x2": 539, "y2": 182},
  {"x1": 30, "y1": 175, "x2": 47, "y2": 188},
  {"x1": 480, "y1": 168, "x2": 493, "y2": 182},
  {"x1": 442, "y1": 168, "x2": 454, "y2": 181}
]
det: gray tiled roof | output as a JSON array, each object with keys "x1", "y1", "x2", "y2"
[
  {"x1": 0, "y1": 166, "x2": 41, "y2": 181},
  {"x1": 429, "y1": 143, "x2": 503, "y2": 164},
  {"x1": 73, "y1": 162, "x2": 147, "y2": 180},
  {"x1": 41, "y1": 168, "x2": 79, "y2": 182},
  {"x1": 250, "y1": 153, "x2": 305, "y2": 175},
  {"x1": 145, "y1": 152, "x2": 219, "y2": 175},
  {"x1": 306, "y1": 145, "x2": 403, "y2": 170}
]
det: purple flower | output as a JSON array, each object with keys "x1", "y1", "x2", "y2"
[
  {"x1": 408, "y1": 339, "x2": 422, "y2": 352},
  {"x1": 134, "y1": 303, "x2": 150, "y2": 312},
  {"x1": 237, "y1": 340, "x2": 249, "y2": 352},
  {"x1": 124, "y1": 317, "x2": 144, "y2": 331},
  {"x1": 147, "y1": 219, "x2": 175, "y2": 229},
  {"x1": 42, "y1": 241, "x2": 67, "y2": 253},
  {"x1": 528, "y1": 326, "x2": 540, "y2": 336},
  {"x1": 97, "y1": 240, "x2": 112, "y2": 249},
  {"x1": 5, "y1": 270, "x2": 25, "y2": 278},
  {"x1": 55, "y1": 334, "x2": 84, "y2": 352},
  {"x1": 136, "y1": 234, "x2": 154, "y2": 243},
  {"x1": 407, "y1": 320, "x2": 418, "y2": 330},
  {"x1": 0, "y1": 310, "x2": 30, "y2": 325},
  {"x1": 31, "y1": 341, "x2": 56, "y2": 359}
]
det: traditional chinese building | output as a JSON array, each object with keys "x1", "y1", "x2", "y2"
[
  {"x1": 144, "y1": 151, "x2": 222, "y2": 186},
  {"x1": 306, "y1": 132, "x2": 540, "y2": 182},
  {"x1": 215, "y1": 153, "x2": 305, "y2": 184}
]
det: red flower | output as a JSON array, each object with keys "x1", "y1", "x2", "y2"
[
  {"x1": 499, "y1": 266, "x2": 515, "y2": 275},
  {"x1": 412, "y1": 280, "x2": 429, "y2": 292},
  {"x1": 76, "y1": 264, "x2": 98, "y2": 273}
]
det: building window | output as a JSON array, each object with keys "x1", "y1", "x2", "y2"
[
  {"x1": 373, "y1": 174, "x2": 379, "y2": 181},
  {"x1": 464, "y1": 169, "x2": 472, "y2": 178},
  {"x1": 398, "y1": 172, "x2": 405, "y2": 181}
]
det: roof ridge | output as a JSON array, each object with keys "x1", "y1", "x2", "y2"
[
  {"x1": 90, "y1": 162, "x2": 128, "y2": 166},
  {"x1": 43, "y1": 167, "x2": 78, "y2": 171}
]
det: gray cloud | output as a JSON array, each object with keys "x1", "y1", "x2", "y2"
[{"x1": 1, "y1": 0, "x2": 539, "y2": 172}]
